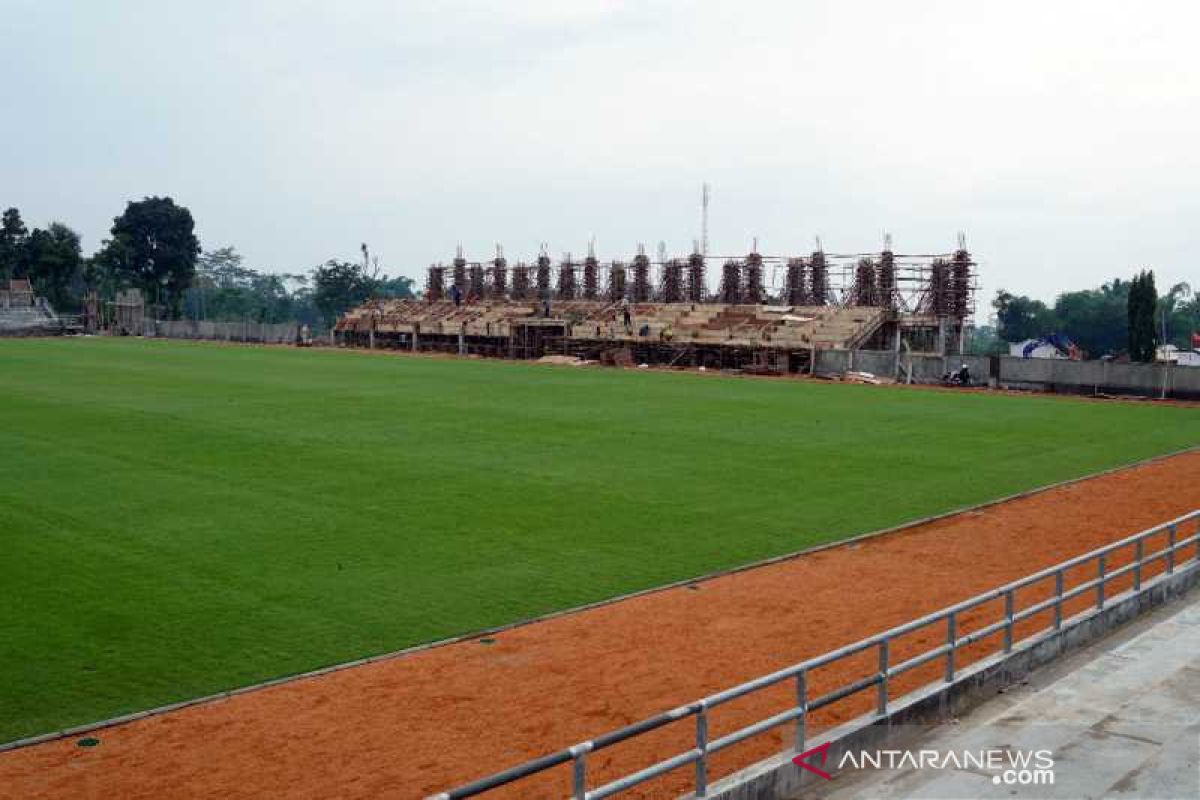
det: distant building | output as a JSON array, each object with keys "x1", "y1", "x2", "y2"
[
  {"x1": 0, "y1": 279, "x2": 34, "y2": 309},
  {"x1": 1157, "y1": 344, "x2": 1200, "y2": 367}
]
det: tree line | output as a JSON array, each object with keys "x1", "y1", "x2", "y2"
[
  {"x1": 0, "y1": 197, "x2": 414, "y2": 329},
  {"x1": 4, "y1": 197, "x2": 1194, "y2": 356},
  {"x1": 981, "y1": 271, "x2": 1196, "y2": 361}
]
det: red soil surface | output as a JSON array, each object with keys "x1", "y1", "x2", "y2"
[{"x1": 3, "y1": 452, "x2": 1199, "y2": 800}]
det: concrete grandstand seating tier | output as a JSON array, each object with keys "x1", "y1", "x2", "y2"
[
  {"x1": 0, "y1": 302, "x2": 64, "y2": 336},
  {"x1": 337, "y1": 301, "x2": 885, "y2": 353}
]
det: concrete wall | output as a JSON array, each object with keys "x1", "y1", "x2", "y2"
[
  {"x1": 997, "y1": 355, "x2": 1200, "y2": 399},
  {"x1": 153, "y1": 320, "x2": 300, "y2": 344},
  {"x1": 846, "y1": 349, "x2": 895, "y2": 377},
  {"x1": 816, "y1": 348, "x2": 1200, "y2": 398}
]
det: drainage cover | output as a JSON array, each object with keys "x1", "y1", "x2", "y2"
[{"x1": 77, "y1": 737, "x2": 100, "y2": 748}]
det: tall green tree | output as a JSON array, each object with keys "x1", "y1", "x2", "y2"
[
  {"x1": 1053, "y1": 279, "x2": 1128, "y2": 357},
  {"x1": 1159, "y1": 282, "x2": 1197, "y2": 349},
  {"x1": 24, "y1": 223, "x2": 83, "y2": 311},
  {"x1": 1127, "y1": 270, "x2": 1158, "y2": 362},
  {"x1": 186, "y1": 245, "x2": 314, "y2": 324},
  {"x1": 993, "y1": 290, "x2": 1055, "y2": 342},
  {"x1": 0, "y1": 207, "x2": 28, "y2": 282},
  {"x1": 377, "y1": 274, "x2": 415, "y2": 299},
  {"x1": 93, "y1": 197, "x2": 201, "y2": 317},
  {"x1": 311, "y1": 259, "x2": 378, "y2": 328}
]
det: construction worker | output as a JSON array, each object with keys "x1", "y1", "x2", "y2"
[{"x1": 621, "y1": 297, "x2": 632, "y2": 332}]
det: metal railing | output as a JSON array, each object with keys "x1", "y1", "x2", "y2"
[{"x1": 432, "y1": 510, "x2": 1200, "y2": 799}]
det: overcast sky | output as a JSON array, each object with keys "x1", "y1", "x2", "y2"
[{"x1": 4, "y1": 0, "x2": 1198, "y2": 303}]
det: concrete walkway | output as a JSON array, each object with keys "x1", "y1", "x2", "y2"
[{"x1": 806, "y1": 595, "x2": 1200, "y2": 800}]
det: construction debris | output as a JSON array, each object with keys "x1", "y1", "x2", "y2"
[{"x1": 844, "y1": 370, "x2": 884, "y2": 385}]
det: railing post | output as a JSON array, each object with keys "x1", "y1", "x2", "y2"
[
  {"x1": 795, "y1": 671, "x2": 807, "y2": 753},
  {"x1": 944, "y1": 612, "x2": 956, "y2": 682},
  {"x1": 877, "y1": 639, "x2": 889, "y2": 715},
  {"x1": 1134, "y1": 539, "x2": 1143, "y2": 591},
  {"x1": 1054, "y1": 569, "x2": 1064, "y2": 630},
  {"x1": 1003, "y1": 590, "x2": 1014, "y2": 653},
  {"x1": 1168, "y1": 524, "x2": 1177, "y2": 574},
  {"x1": 570, "y1": 744, "x2": 589, "y2": 800},
  {"x1": 1097, "y1": 554, "x2": 1106, "y2": 609},
  {"x1": 695, "y1": 704, "x2": 708, "y2": 797}
]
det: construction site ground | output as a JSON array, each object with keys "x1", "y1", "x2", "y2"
[{"x1": 2, "y1": 450, "x2": 1198, "y2": 800}]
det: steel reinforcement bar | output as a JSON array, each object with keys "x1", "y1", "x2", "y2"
[{"x1": 430, "y1": 509, "x2": 1200, "y2": 799}]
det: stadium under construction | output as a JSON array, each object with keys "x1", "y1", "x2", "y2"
[{"x1": 334, "y1": 239, "x2": 977, "y2": 373}]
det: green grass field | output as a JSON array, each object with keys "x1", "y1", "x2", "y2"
[{"x1": 1, "y1": 338, "x2": 1196, "y2": 742}]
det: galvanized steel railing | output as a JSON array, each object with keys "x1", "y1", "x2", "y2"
[{"x1": 431, "y1": 509, "x2": 1200, "y2": 799}]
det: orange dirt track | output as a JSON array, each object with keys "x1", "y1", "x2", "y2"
[{"x1": 3, "y1": 451, "x2": 1199, "y2": 800}]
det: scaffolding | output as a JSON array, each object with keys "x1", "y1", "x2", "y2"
[{"x1": 422, "y1": 240, "x2": 977, "y2": 318}]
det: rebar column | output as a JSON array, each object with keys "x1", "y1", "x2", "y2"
[
  {"x1": 452, "y1": 254, "x2": 468, "y2": 297},
  {"x1": 426, "y1": 265, "x2": 446, "y2": 301},
  {"x1": 558, "y1": 258, "x2": 577, "y2": 300},
  {"x1": 631, "y1": 252, "x2": 651, "y2": 302},
  {"x1": 809, "y1": 251, "x2": 828, "y2": 306},
  {"x1": 878, "y1": 250, "x2": 896, "y2": 311},
  {"x1": 608, "y1": 261, "x2": 627, "y2": 302},
  {"x1": 686, "y1": 252, "x2": 706, "y2": 303},
  {"x1": 719, "y1": 260, "x2": 742, "y2": 304},
  {"x1": 583, "y1": 255, "x2": 599, "y2": 300},
  {"x1": 536, "y1": 254, "x2": 552, "y2": 300},
  {"x1": 785, "y1": 257, "x2": 806, "y2": 306},
  {"x1": 490, "y1": 256, "x2": 508, "y2": 299},
  {"x1": 950, "y1": 248, "x2": 972, "y2": 319},
  {"x1": 928, "y1": 259, "x2": 950, "y2": 316},
  {"x1": 660, "y1": 259, "x2": 684, "y2": 304},
  {"x1": 744, "y1": 251, "x2": 765, "y2": 304}
]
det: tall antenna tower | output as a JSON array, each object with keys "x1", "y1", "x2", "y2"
[{"x1": 701, "y1": 183, "x2": 710, "y2": 257}]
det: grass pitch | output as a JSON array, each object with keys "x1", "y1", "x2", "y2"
[{"x1": 1, "y1": 338, "x2": 1196, "y2": 742}]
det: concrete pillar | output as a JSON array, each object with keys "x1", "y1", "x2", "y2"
[{"x1": 893, "y1": 324, "x2": 903, "y2": 381}]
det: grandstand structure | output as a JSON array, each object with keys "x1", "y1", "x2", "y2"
[
  {"x1": 0, "y1": 279, "x2": 74, "y2": 336},
  {"x1": 334, "y1": 241, "x2": 978, "y2": 373}
]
